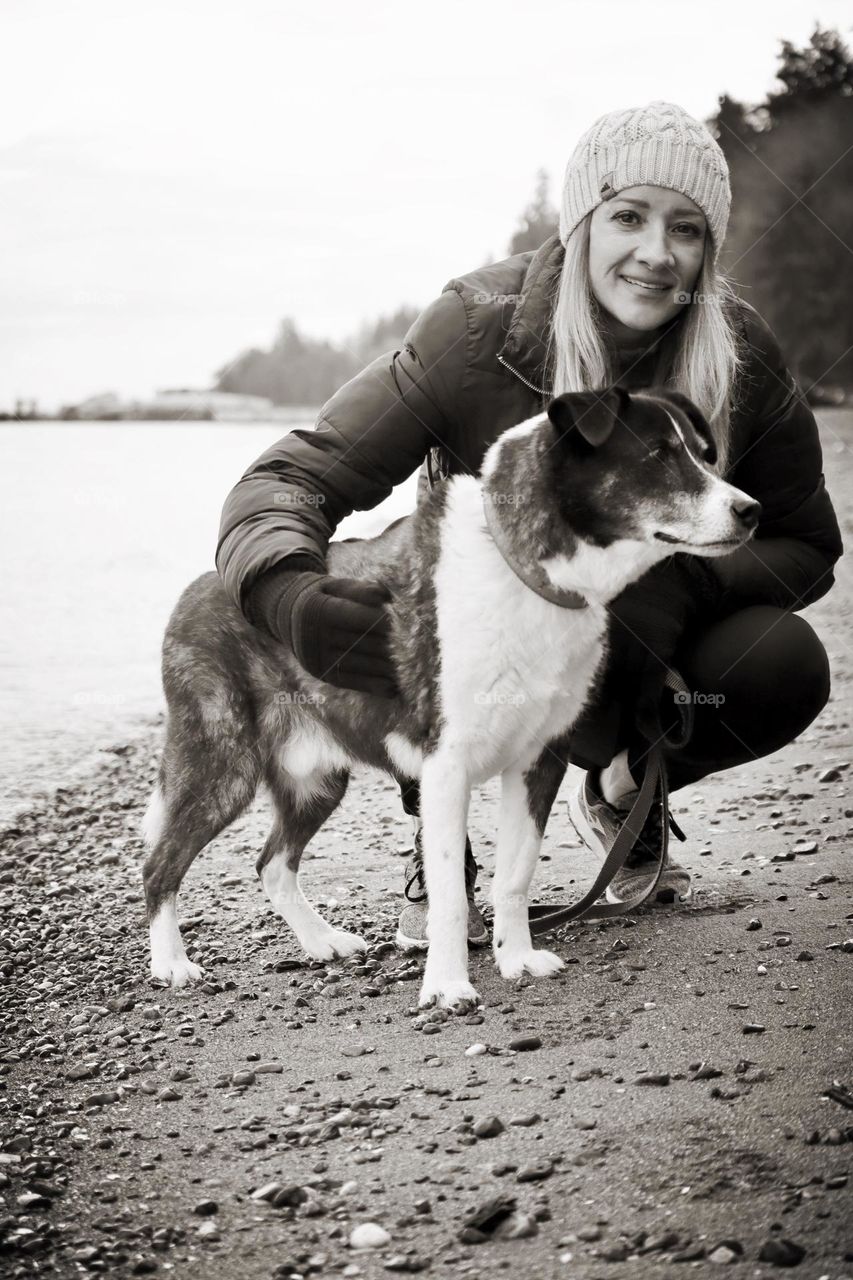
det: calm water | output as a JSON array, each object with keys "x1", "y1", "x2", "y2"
[{"x1": 0, "y1": 421, "x2": 419, "y2": 824}]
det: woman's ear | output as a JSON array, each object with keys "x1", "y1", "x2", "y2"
[
  {"x1": 547, "y1": 386, "x2": 630, "y2": 450},
  {"x1": 657, "y1": 389, "x2": 718, "y2": 466}
]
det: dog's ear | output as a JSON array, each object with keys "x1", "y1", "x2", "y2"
[
  {"x1": 547, "y1": 387, "x2": 630, "y2": 451},
  {"x1": 658, "y1": 389, "x2": 718, "y2": 467}
]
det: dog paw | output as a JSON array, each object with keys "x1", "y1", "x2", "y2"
[
  {"x1": 418, "y1": 979, "x2": 481, "y2": 1011},
  {"x1": 303, "y1": 929, "x2": 367, "y2": 961},
  {"x1": 150, "y1": 957, "x2": 205, "y2": 989},
  {"x1": 497, "y1": 947, "x2": 564, "y2": 980}
]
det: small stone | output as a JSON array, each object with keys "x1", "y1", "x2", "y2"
[
  {"x1": 465, "y1": 1044, "x2": 488, "y2": 1057},
  {"x1": 495, "y1": 1211, "x2": 539, "y2": 1239},
  {"x1": 349, "y1": 1222, "x2": 391, "y2": 1250},
  {"x1": 231, "y1": 1070, "x2": 255, "y2": 1086},
  {"x1": 635, "y1": 1072, "x2": 670, "y2": 1086},
  {"x1": 795, "y1": 951, "x2": 814, "y2": 962},
  {"x1": 792, "y1": 840, "x2": 818, "y2": 854},
  {"x1": 156, "y1": 1087, "x2": 182, "y2": 1102},
  {"x1": 508, "y1": 1035, "x2": 542, "y2": 1052},
  {"x1": 599, "y1": 1242, "x2": 630, "y2": 1261},
  {"x1": 197, "y1": 1220, "x2": 220, "y2": 1240},
  {"x1": 817, "y1": 767, "x2": 842, "y2": 782},
  {"x1": 193, "y1": 1199, "x2": 218, "y2": 1215},
  {"x1": 473, "y1": 1115, "x2": 505, "y2": 1139},
  {"x1": 742, "y1": 1024, "x2": 766, "y2": 1035},
  {"x1": 576, "y1": 1226, "x2": 601, "y2": 1242},
  {"x1": 254, "y1": 1061, "x2": 283, "y2": 1074},
  {"x1": 708, "y1": 1245, "x2": 739, "y2": 1264},
  {"x1": 758, "y1": 1238, "x2": 806, "y2": 1266},
  {"x1": 515, "y1": 1161, "x2": 553, "y2": 1182},
  {"x1": 746, "y1": 919, "x2": 762, "y2": 931},
  {"x1": 509, "y1": 1113, "x2": 541, "y2": 1127},
  {"x1": 250, "y1": 1181, "x2": 282, "y2": 1202}
]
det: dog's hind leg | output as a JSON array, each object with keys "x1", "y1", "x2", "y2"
[
  {"x1": 492, "y1": 741, "x2": 569, "y2": 981},
  {"x1": 258, "y1": 767, "x2": 367, "y2": 961},
  {"x1": 142, "y1": 740, "x2": 261, "y2": 988}
]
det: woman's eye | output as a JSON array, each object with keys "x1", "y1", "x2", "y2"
[
  {"x1": 613, "y1": 211, "x2": 638, "y2": 225},
  {"x1": 674, "y1": 223, "x2": 702, "y2": 237}
]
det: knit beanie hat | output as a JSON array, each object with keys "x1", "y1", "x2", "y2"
[{"x1": 559, "y1": 101, "x2": 731, "y2": 260}]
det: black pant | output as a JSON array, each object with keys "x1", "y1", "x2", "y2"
[{"x1": 399, "y1": 605, "x2": 831, "y2": 813}]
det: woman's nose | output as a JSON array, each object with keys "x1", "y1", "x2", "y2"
[{"x1": 635, "y1": 230, "x2": 676, "y2": 272}]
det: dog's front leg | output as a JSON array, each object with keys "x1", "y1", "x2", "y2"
[
  {"x1": 418, "y1": 748, "x2": 479, "y2": 1010},
  {"x1": 492, "y1": 766, "x2": 565, "y2": 980}
]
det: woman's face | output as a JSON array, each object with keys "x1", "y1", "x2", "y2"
[{"x1": 588, "y1": 184, "x2": 706, "y2": 342}]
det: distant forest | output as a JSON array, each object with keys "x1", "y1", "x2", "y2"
[{"x1": 216, "y1": 26, "x2": 853, "y2": 406}]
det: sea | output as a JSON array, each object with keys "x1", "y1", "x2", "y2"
[{"x1": 0, "y1": 419, "x2": 419, "y2": 824}]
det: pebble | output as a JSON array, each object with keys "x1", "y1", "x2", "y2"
[
  {"x1": 516, "y1": 1160, "x2": 553, "y2": 1182},
  {"x1": 758, "y1": 1238, "x2": 806, "y2": 1266},
  {"x1": 349, "y1": 1222, "x2": 391, "y2": 1250},
  {"x1": 508, "y1": 1035, "x2": 542, "y2": 1052},
  {"x1": 708, "y1": 1244, "x2": 739, "y2": 1264},
  {"x1": 742, "y1": 1024, "x2": 766, "y2": 1035},
  {"x1": 635, "y1": 1072, "x2": 670, "y2": 1086},
  {"x1": 465, "y1": 1043, "x2": 488, "y2": 1057},
  {"x1": 473, "y1": 1115, "x2": 505, "y2": 1138},
  {"x1": 192, "y1": 1199, "x2": 218, "y2": 1216}
]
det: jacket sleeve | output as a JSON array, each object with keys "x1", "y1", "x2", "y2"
[
  {"x1": 713, "y1": 302, "x2": 844, "y2": 610},
  {"x1": 215, "y1": 286, "x2": 469, "y2": 611}
]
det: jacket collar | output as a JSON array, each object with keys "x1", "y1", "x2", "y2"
[{"x1": 496, "y1": 233, "x2": 565, "y2": 396}]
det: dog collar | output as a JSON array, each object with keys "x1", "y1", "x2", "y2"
[{"x1": 482, "y1": 494, "x2": 588, "y2": 610}]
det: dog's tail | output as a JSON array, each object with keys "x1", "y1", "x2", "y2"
[{"x1": 140, "y1": 784, "x2": 167, "y2": 849}]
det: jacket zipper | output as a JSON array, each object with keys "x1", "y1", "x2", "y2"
[{"x1": 497, "y1": 352, "x2": 549, "y2": 397}]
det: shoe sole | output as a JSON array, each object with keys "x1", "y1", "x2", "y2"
[
  {"x1": 394, "y1": 927, "x2": 490, "y2": 953},
  {"x1": 568, "y1": 785, "x2": 692, "y2": 907}
]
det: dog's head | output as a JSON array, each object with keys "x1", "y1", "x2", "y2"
[{"x1": 544, "y1": 386, "x2": 760, "y2": 556}]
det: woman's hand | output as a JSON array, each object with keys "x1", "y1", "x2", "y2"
[{"x1": 248, "y1": 564, "x2": 399, "y2": 699}]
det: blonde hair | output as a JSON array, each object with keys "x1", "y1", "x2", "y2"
[{"x1": 544, "y1": 214, "x2": 744, "y2": 475}]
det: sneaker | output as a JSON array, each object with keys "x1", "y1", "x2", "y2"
[
  {"x1": 567, "y1": 767, "x2": 691, "y2": 905},
  {"x1": 396, "y1": 832, "x2": 489, "y2": 951}
]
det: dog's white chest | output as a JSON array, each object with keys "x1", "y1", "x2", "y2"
[{"x1": 433, "y1": 480, "x2": 606, "y2": 780}]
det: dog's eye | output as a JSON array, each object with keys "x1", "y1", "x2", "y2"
[{"x1": 649, "y1": 443, "x2": 671, "y2": 459}]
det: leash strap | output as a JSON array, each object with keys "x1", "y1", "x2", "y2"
[{"x1": 527, "y1": 666, "x2": 693, "y2": 935}]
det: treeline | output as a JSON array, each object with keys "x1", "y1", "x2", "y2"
[{"x1": 216, "y1": 26, "x2": 852, "y2": 405}]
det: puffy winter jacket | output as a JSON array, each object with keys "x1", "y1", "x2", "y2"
[
  {"x1": 215, "y1": 234, "x2": 843, "y2": 765},
  {"x1": 217, "y1": 233, "x2": 842, "y2": 613}
]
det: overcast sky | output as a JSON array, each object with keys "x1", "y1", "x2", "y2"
[{"x1": 2, "y1": 0, "x2": 851, "y2": 412}]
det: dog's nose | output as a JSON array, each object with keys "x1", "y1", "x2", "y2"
[{"x1": 731, "y1": 496, "x2": 762, "y2": 531}]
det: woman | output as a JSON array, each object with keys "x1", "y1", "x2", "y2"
[{"x1": 216, "y1": 101, "x2": 842, "y2": 950}]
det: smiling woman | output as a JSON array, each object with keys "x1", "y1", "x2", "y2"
[{"x1": 214, "y1": 98, "x2": 843, "y2": 956}]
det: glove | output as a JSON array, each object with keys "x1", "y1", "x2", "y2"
[{"x1": 247, "y1": 559, "x2": 398, "y2": 699}]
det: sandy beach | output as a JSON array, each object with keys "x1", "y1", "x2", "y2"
[{"x1": 0, "y1": 409, "x2": 851, "y2": 1279}]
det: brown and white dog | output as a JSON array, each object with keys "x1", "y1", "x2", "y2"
[{"x1": 141, "y1": 387, "x2": 760, "y2": 1008}]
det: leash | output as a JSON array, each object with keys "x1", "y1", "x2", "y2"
[{"x1": 527, "y1": 667, "x2": 693, "y2": 935}]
